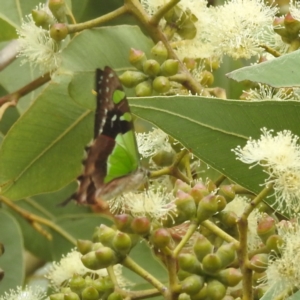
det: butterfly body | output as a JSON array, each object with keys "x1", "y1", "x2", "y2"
[{"x1": 73, "y1": 67, "x2": 147, "y2": 204}]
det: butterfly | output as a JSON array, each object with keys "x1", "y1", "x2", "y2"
[{"x1": 71, "y1": 66, "x2": 148, "y2": 204}]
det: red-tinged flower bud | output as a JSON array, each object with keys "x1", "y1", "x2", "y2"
[
  {"x1": 216, "y1": 195, "x2": 227, "y2": 212},
  {"x1": 112, "y1": 231, "x2": 132, "y2": 255},
  {"x1": 32, "y1": 9, "x2": 54, "y2": 29},
  {"x1": 200, "y1": 70, "x2": 214, "y2": 87},
  {"x1": 206, "y1": 280, "x2": 227, "y2": 300},
  {"x1": 190, "y1": 285, "x2": 207, "y2": 300},
  {"x1": 183, "y1": 57, "x2": 196, "y2": 70},
  {"x1": 218, "y1": 211, "x2": 238, "y2": 227},
  {"x1": 107, "y1": 292, "x2": 123, "y2": 300},
  {"x1": 81, "y1": 286, "x2": 99, "y2": 300},
  {"x1": 131, "y1": 217, "x2": 151, "y2": 235},
  {"x1": 175, "y1": 179, "x2": 192, "y2": 194},
  {"x1": 175, "y1": 191, "x2": 197, "y2": 223},
  {"x1": 93, "y1": 224, "x2": 116, "y2": 246},
  {"x1": 178, "y1": 293, "x2": 191, "y2": 300},
  {"x1": 265, "y1": 234, "x2": 283, "y2": 254},
  {"x1": 273, "y1": 17, "x2": 289, "y2": 40},
  {"x1": 135, "y1": 80, "x2": 152, "y2": 97},
  {"x1": 215, "y1": 243, "x2": 237, "y2": 268},
  {"x1": 218, "y1": 185, "x2": 235, "y2": 203},
  {"x1": 202, "y1": 253, "x2": 222, "y2": 274},
  {"x1": 81, "y1": 251, "x2": 104, "y2": 270},
  {"x1": 114, "y1": 214, "x2": 133, "y2": 232},
  {"x1": 129, "y1": 48, "x2": 147, "y2": 71},
  {"x1": 119, "y1": 71, "x2": 148, "y2": 88},
  {"x1": 50, "y1": 294, "x2": 64, "y2": 300},
  {"x1": 257, "y1": 215, "x2": 276, "y2": 244},
  {"x1": 178, "y1": 19, "x2": 197, "y2": 40},
  {"x1": 48, "y1": 0, "x2": 66, "y2": 23},
  {"x1": 150, "y1": 228, "x2": 171, "y2": 249},
  {"x1": 69, "y1": 274, "x2": 86, "y2": 294},
  {"x1": 284, "y1": 12, "x2": 300, "y2": 35},
  {"x1": 143, "y1": 59, "x2": 161, "y2": 77},
  {"x1": 77, "y1": 239, "x2": 93, "y2": 255},
  {"x1": 181, "y1": 275, "x2": 205, "y2": 295},
  {"x1": 160, "y1": 59, "x2": 179, "y2": 76},
  {"x1": 216, "y1": 268, "x2": 242, "y2": 287},
  {"x1": 178, "y1": 253, "x2": 203, "y2": 274},
  {"x1": 152, "y1": 76, "x2": 171, "y2": 93},
  {"x1": 193, "y1": 234, "x2": 213, "y2": 262},
  {"x1": 197, "y1": 194, "x2": 219, "y2": 223},
  {"x1": 50, "y1": 23, "x2": 68, "y2": 41},
  {"x1": 249, "y1": 253, "x2": 268, "y2": 273},
  {"x1": 95, "y1": 247, "x2": 116, "y2": 268},
  {"x1": 189, "y1": 182, "x2": 209, "y2": 205},
  {"x1": 151, "y1": 41, "x2": 168, "y2": 63}
]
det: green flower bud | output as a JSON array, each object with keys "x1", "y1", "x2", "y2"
[
  {"x1": 206, "y1": 179, "x2": 216, "y2": 193},
  {"x1": 177, "y1": 269, "x2": 192, "y2": 280},
  {"x1": 69, "y1": 274, "x2": 86, "y2": 294},
  {"x1": 131, "y1": 216, "x2": 151, "y2": 235},
  {"x1": 265, "y1": 234, "x2": 283, "y2": 254},
  {"x1": 77, "y1": 239, "x2": 93, "y2": 255},
  {"x1": 48, "y1": 0, "x2": 66, "y2": 23},
  {"x1": 216, "y1": 268, "x2": 242, "y2": 287},
  {"x1": 151, "y1": 41, "x2": 168, "y2": 63},
  {"x1": 178, "y1": 293, "x2": 191, "y2": 300},
  {"x1": 112, "y1": 231, "x2": 132, "y2": 255},
  {"x1": 178, "y1": 19, "x2": 197, "y2": 39},
  {"x1": 253, "y1": 271, "x2": 266, "y2": 286},
  {"x1": 143, "y1": 59, "x2": 161, "y2": 77},
  {"x1": 216, "y1": 195, "x2": 227, "y2": 212},
  {"x1": 31, "y1": 9, "x2": 54, "y2": 29},
  {"x1": 64, "y1": 292, "x2": 80, "y2": 300},
  {"x1": 95, "y1": 247, "x2": 116, "y2": 268},
  {"x1": 178, "y1": 253, "x2": 203, "y2": 274},
  {"x1": 204, "y1": 58, "x2": 220, "y2": 71},
  {"x1": 114, "y1": 214, "x2": 133, "y2": 232},
  {"x1": 215, "y1": 243, "x2": 236, "y2": 268},
  {"x1": 174, "y1": 179, "x2": 192, "y2": 194},
  {"x1": 221, "y1": 205, "x2": 238, "y2": 223},
  {"x1": 164, "y1": 6, "x2": 183, "y2": 24},
  {"x1": 181, "y1": 275, "x2": 205, "y2": 295},
  {"x1": 202, "y1": 253, "x2": 222, "y2": 274},
  {"x1": 197, "y1": 194, "x2": 219, "y2": 223},
  {"x1": 152, "y1": 150, "x2": 175, "y2": 166},
  {"x1": 50, "y1": 23, "x2": 68, "y2": 41},
  {"x1": 257, "y1": 214, "x2": 276, "y2": 244},
  {"x1": 119, "y1": 71, "x2": 148, "y2": 88},
  {"x1": 254, "y1": 285, "x2": 268, "y2": 300},
  {"x1": 160, "y1": 59, "x2": 179, "y2": 76},
  {"x1": 190, "y1": 285, "x2": 207, "y2": 300},
  {"x1": 91, "y1": 278, "x2": 106, "y2": 294},
  {"x1": 127, "y1": 233, "x2": 141, "y2": 248},
  {"x1": 81, "y1": 251, "x2": 104, "y2": 270},
  {"x1": 193, "y1": 234, "x2": 213, "y2": 262},
  {"x1": 153, "y1": 76, "x2": 171, "y2": 93},
  {"x1": 175, "y1": 191, "x2": 197, "y2": 223},
  {"x1": 150, "y1": 228, "x2": 171, "y2": 249},
  {"x1": 93, "y1": 224, "x2": 116, "y2": 246},
  {"x1": 200, "y1": 70, "x2": 214, "y2": 87},
  {"x1": 249, "y1": 253, "x2": 268, "y2": 273},
  {"x1": 91, "y1": 242, "x2": 103, "y2": 251},
  {"x1": 218, "y1": 185, "x2": 235, "y2": 203},
  {"x1": 81, "y1": 286, "x2": 99, "y2": 300},
  {"x1": 206, "y1": 280, "x2": 227, "y2": 300},
  {"x1": 107, "y1": 291, "x2": 123, "y2": 300},
  {"x1": 189, "y1": 182, "x2": 209, "y2": 205},
  {"x1": 135, "y1": 80, "x2": 152, "y2": 97},
  {"x1": 129, "y1": 48, "x2": 147, "y2": 71},
  {"x1": 50, "y1": 293, "x2": 64, "y2": 300}
]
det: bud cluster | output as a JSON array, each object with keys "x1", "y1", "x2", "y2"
[
  {"x1": 31, "y1": 0, "x2": 68, "y2": 41},
  {"x1": 120, "y1": 44, "x2": 179, "y2": 96}
]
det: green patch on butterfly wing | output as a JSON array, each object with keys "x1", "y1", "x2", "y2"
[
  {"x1": 113, "y1": 90, "x2": 126, "y2": 104},
  {"x1": 105, "y1": 130, "x2": 140, "y2": 183}
]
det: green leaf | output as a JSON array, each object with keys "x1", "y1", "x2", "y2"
[
  {"x1": 129, "y1": 96, "x2": 300, "y2": 202},
  {"x1": 227, "y1": 50, "x2": 300, "y2": 87},
  {"x1": 0, "y1": 74, "x2": 93, "y2": 200},
  {"x1": 0, "y1": 20, "x2": 18, "y2": 41},
  {"x1": 0, "y1": 210, "x2": 24, "y2": 294}
]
